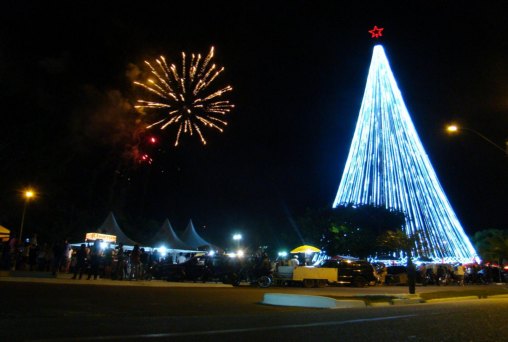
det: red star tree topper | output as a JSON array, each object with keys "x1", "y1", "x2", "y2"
[{"x1": 369, "y1": 25, "x2": 384, "y2": 38}]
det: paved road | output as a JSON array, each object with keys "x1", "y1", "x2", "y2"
[{"x1": 1, "y1": 276, "x2": 507, "y2": 341}]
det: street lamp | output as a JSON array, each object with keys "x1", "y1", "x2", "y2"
[
  {"x1": 232, "y1": 233, "x2": 242, "y2": 250},
  {"x1": 19, "y1": 189, "x2": 35, "y2": 243},
  {"x1": 446, "y1": 124, "x2": 507, "y2": 156}
]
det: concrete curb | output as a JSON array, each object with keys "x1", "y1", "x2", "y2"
[
  {"x1": 425, "y1": 295, "x2": 480, "y2": 303},
  {"x1": 369, "y1": 302, "x2": 391, "y2": 307},
  {"x1": 486, "y1": 294, "x2": 508, "y2": 299},
  {"x1": 262, "y1": 293, "x2": 366, "y2": 309},
  {"x1": 391, "y1": 298, "x2": 424, "y2": 305},
  {"x1": 0, "y1": 276, "x2": 233, "y2": 288},
  {"x1": 354, "y1": 293, "x2": 424, "y2": 306},
  {"x1": 8, "y1": 271, "x2": 56, "y2": 278}
]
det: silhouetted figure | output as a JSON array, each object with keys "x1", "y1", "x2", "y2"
[
  {"x1": 72, "y1": 244, "x2": 88, "y2": 280},
  {"x1": 113, "y1": 243, "x2": 125, "y2": 280},
  {"x1": 87, "y1": 240, "x2": 101, "y2": 280},
  {"x1": 28, "y1": 243, "x2": 38, "y2": 271},
  {"x1": 129, "y1": 245, "x2": 141, "y2": 280},
  {"x1": 407, "y1": 260, "x2": 416, "y2": 294},
  {"x1": 52, "y1": 241, "x2": 64, "y2": 276}
]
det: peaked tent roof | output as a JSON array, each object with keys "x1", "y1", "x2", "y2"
[
  {"x1": 180, "y1": 219, "x2": 214, "y2": 250},
  {"x1": 152, "y1": 218, "x2": 193, "y2": 250},
  {"x1": 97, "y1": 212, "x2": 138, "y2": 246}
]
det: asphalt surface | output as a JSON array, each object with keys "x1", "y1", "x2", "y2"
[{"x1": 1, "y1": 275, "x2": 507, "y2": 341}]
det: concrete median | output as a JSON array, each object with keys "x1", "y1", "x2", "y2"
[{"x1": 262, "y1": 293, "x2": 366, "y2": 309}]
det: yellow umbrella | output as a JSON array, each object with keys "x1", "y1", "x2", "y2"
[{"x1": 290, "y1": 245, "x2": 321, "y2": 253}]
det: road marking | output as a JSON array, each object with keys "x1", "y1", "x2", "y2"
[{"x1": 32, "y1": 314, "x2": 417, "y2": 341}]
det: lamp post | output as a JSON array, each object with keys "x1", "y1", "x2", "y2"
[
  {"x1": 446, "y1": 124, "x2": 507, "y2": 156},
  {"x1": 233, "y1": 233, "x2": 242, "y2": 250},
  {"x1": 19, "y1": 189, "x2": 35, "y2": 243}
]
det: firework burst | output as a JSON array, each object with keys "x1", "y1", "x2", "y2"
[{"x1": 134, "y1": 47, "x2": 234, "y2": 146}]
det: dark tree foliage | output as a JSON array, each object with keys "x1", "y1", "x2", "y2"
[
  {"x1": 297, "y1": 204, "x2": 406, "y2": 259},
  {"x1": 473, "y1": 229, "x2": 508, "y2": 265},
  {"x1": 376, "y1": 229, "x2": 424, "y2": 259}
]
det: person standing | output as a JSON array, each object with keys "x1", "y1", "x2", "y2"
[
  {"x1": 87, "y1": 240, "x2": 101, "y2": 280},
  {"x1": 129, "y1": 245, "x2": 141, "y2": 280},
  {"x1": 289, "y1": 255, "x2": 299, "y2": 267},
  {"x1": 139, "y1": 248, "x2": 148, "y2": 279},
  {"x1": 103, "y1": 247, "x2": 113, "y2": 278},
  {"x1": 376, "y1": 263, "x2": 388, "y2": 285},
  {"x1": 114, "y1": 243, "x2": 125, "y2": 280},
  {"x1": 28, "y1": 243, "x2": 38, "y2": 271},
  {"x1": 61, "y1": 239, "x2": 72, "y2": 273},
  {"x1": 454, "y1": 263, "x2": 465, "y2": 286},
  {"x1": 177, "y1": 253, "x2": 187, "y2": 264},
  {"x1": 51, "y1": 240, "x2": 64, "y2": 276},
  {"x1": 72, "y1": 244, "x2": 88, "y2": 280},
  {"x1": 8, "y1": 236, "x2": 18, "y2": 270}
]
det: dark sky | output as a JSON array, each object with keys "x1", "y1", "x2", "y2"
[{"x1": 1, "y1": 1, "x2": 506, "y2": 250}]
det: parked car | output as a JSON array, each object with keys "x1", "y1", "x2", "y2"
[
  {"x1": 385, "y1": 265, "x2": 408, "y2": 285},
  {"x1": 154, "y1": 254, "x2": 241, "y2": 284},
  {"x1": 316, "y1": 258, "x2": 377, "y2": 287}
]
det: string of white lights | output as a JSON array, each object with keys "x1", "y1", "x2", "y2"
[{"x1": 333, "y1": 45, "x2": 479, "y2": 264}]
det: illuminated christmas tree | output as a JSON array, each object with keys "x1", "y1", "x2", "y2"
[{"x1": 333, "y1": 42, "x2": 478, "y2": 263}]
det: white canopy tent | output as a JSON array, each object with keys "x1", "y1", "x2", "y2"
[
  {"x1": 180, "y1": 219, "x2": 218, "y2": 251},
  {"x1": 96, "y1": 212, "x2": 139, "y2": 246},
  {"x1": 151, "y1": 218, "x2": 195, "y2": 252}
]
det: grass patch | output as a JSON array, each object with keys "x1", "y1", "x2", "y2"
[
  {"x1": 327, "y1": 295, "x2": 397, "y2": 304},
  {"x1": 419, "y1": 288, "x2": 508, "y2": 300}
]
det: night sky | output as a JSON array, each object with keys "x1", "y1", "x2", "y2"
[{"x1": 1, "y1": 2, "x2": 506, "y2": 250}]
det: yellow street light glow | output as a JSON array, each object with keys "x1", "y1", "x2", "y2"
[
  {"x1": 446, "y1": 124, "x2": 459, "y2": 133},
  {"x1": 19, "y1": 187, "x2": 36, "y2": 243},
  {"x1": 445, "y1": 124, "x2": 506, "y2": 156}
]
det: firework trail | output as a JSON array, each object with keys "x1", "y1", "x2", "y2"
[{"x1": 134, "y1": 47, "x2": 234, "y2": 146}]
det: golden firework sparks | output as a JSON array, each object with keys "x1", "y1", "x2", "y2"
[{"x1": 134, "y1": 47, "x2": 234, "y2": 146}]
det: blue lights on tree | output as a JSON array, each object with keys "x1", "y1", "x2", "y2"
[{"x1": 333, "y1": 45, "x2": 479, "y2": 263}]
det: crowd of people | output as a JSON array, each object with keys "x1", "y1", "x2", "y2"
[
  {"x1": 0, "y1": 235, "x2": 73, "y2": 275},
  {"x1": 372, "y1": 261, "x2": 505, "y2": 286},
  {"x1": 0, "y1": 235, "x2": 196, "y2": 281},
  {"x1": 69, "y1": 240, "x2": 156, "y2": 280},
  {"x1": 2, "y1": 236, "x2": 505, "y2": 285}
]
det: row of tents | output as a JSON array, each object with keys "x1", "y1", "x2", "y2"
[{"x1": 94, "y1": 212, "x2": 218, "y2": 251}]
